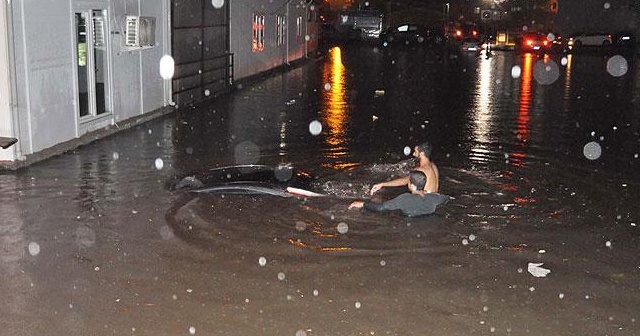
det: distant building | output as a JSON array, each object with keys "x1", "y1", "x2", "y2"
[
  {"x1": 554, "y1": 0, "x2": 638, "y2": 35},
  {"x1": 0, "y1": 0, "x2": 318, "y2": 169}
]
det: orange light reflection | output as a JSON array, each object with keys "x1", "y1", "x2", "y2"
[
  {"x1": 511, "y1": 53, "x2": 533, "y2": 168},
  {"x1": 320, "y1": 47, "x2": 358, "y2": 170}
]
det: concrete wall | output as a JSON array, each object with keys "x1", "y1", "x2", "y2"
[
  {"x1": 230, "y1": 0, "x2": 314, "y2": 80},
  {"x1": 1, "y1": 0, "x2": 170, "y2": 165}
]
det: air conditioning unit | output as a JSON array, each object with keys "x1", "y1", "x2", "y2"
[{"x1": 125, "y1": 15, "x2": 156, "y2": 47}]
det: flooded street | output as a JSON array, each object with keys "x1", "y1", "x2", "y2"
[{"x1": 1, "y1": 43, "x2": 640, "y2": 335}]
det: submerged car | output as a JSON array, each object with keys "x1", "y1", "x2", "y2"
[{"x1": 380, "y1": 23, "x2": 445, "y2": 47}]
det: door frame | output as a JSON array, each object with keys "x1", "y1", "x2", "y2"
[{"x1": 71, "y1": 2, "x2": 113, "y2": 135}]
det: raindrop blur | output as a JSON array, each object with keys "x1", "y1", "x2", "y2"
[
  {"x1": 560, "y1": 57, "x2": 568, "y2": 66},
  {"x1": 274, "y1": 164, "x2": 294, "y2": 182},
  {"x1": 75, "y1": 226, "x2": 96, "y2": 248},
  {"x1": 605, "y1": 241, "x2": 612, "y2": 248},
  {"x1": 462, "y1": 238, "x2": 469, "y2": 245},
  {"x1": 533, "y1": 59, "x2": 559, "y2": 85},
  {"x1": 308, "y1": 120, "x2": 322, "y2": 135},
  {"x1": 403, "y1": 146, "x2": 411, "y2": 156},
  {"x1": 604, "y1": 2, "x2": 610, "y2": 9},
  {"x1": 211, "y1": 0, "x2": 224, "y2": 8},
  {"x1": 112, "y1": 152, "x2": 119, "y2": 160},
  {"x1": 259, "y1": 257, "x2": 267, "y2": 266},
  {"x1": 546, "y1": 33, "x2": 555, "y2": 42},
  {"x1": 583, "y1": 141, "x2": 602, "y2": 160},
  {"x1": 337, "y1": 222, "x2": 349, "y2": 234},
  {"x1": 323, "y1": 83, "x2": 331, "y2": 91},
  {"x1": 355, "y1": 301, "x2": 362, "y2": 309},
  {"x1": 204, "y1": 89, "x2": 211, "y2": 97},
  {"x1": 295, "y1": 221, "x2": 307, "y2": 231},
  {"x1": 159, "y1": 225, "x2": 174, "y2": 240},
  {"x1": 511, "y1": 65, "x2": 521, "y2": 78},
  {"x1": 154, "y1": 158, "x2": 164, "y2": 170},
  {"x1": 313, "y1": 289, "x2": 319, "y2": 296},
  {"x1": 606, "y1": 55, "x2": 628, "y2": 77},
  {"x1": 28, "y1": 242, "x2": 40, "y2": 256},
  {"x1": 559, "y1": 293, "x2": 565, "y2": 299},
  {"x1": 189, "y1": 326, "x2": 196, "y2": 335},
  {"x1": 159, "y1": 55, "x2": 175, "y2": 80},
  {"x1": 277, "y1": 272, "x2": 286, "y2": 281},
  {"x1": 295, "y1": 330, "x2": 307, "y2": 336},
  {"x1": 234, "y1": 141, "x2": 260, "y2": 165}
]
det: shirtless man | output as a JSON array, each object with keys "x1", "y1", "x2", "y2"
[{"x1": 370, "y1": 142, "x2": 440, "y2": 195}]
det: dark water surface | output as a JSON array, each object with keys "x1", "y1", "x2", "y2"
[{"x1": 1, "y1": 44, "x2": 639, "y2": 335}]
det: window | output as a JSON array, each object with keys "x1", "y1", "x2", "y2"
[
  {"x1": 276, "y1": 15, "x2": 285, "y2": 46},
  {"x1": 296, "y1": 16, "x2": 302, "y2": 37},
  {"x1": 252, "y1": 14, "x2": 265, "y2": 52}
]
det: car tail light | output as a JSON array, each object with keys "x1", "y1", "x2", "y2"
[
  {"x1": 472, "y1": 30, "x2": 478, "y2": 37},
  {"x1": 455, "y1": 29, "x2": 462, "y2": 38},
  {"x1": 526, "y1": 39, "x2": 533, "y2": 46}
]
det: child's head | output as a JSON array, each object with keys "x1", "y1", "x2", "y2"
[{"x1": 408, "y1": 170, "x2": 427, "y2": 193}]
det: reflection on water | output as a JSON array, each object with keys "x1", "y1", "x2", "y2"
[
  {"x1": 320, "y1": 47, "x2": 357, "y2": 170},
  {"x1": 469, "y1": 51, "x2": 496, "y2": 164},
  {"x1": 512, "y1": 53, "x2": 533, "y2": 168},
  {"x1": 562, "y1": 54, "x2": 573, "y2": 113}
]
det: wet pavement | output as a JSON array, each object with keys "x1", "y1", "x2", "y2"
[{"x1": 1, "y1": 43, "x2": 640, "y2": 335}]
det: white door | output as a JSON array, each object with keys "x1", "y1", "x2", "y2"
[{"x1": 74, "y1": 8, "x2": 111, "y2": 121}]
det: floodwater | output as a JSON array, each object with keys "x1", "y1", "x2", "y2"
[{"x1": 1, "y1": 43, "x2": 639, "y2": 335}]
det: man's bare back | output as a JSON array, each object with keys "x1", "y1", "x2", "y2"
[
  {"x1": 415, "y1": 160, "x2": 439, "y2": 194},
  {"x1": 370, "y1": 142, "x2": 441, "y2": 195}
]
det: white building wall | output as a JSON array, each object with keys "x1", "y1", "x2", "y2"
[
  {"x1": 0, "y1": 2, "x2": 15, "y2": 161},
  {"x1": 2, "y1": 0, "x2": 170, "y2": 165},
  {"x1": 230, "y1": 0, "x2": 312, "y2": 81}
]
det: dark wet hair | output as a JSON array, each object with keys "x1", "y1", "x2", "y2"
[
  {"x1": 415, "y1": 142, "x2": 432, "y2": 158},
  {"x1": 409, "y1": 170, "x2": 427, "y2": 190}
]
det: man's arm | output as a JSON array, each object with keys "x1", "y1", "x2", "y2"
[{"x1": 370, "y1": 176, "x2": 410, "y2": 195}]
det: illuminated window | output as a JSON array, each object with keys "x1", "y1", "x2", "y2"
[
  {"x1": 276, "y1": 15, "x2": 285, "y2": 46},
  {"x1": 252, "y1": 14, "x2": 265, "y2": 52}
]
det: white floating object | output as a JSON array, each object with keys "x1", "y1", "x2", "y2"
[
  {"x1": 527, "y1": 262, "x2": 551, "y2": 277},
  {"x1": 286, "y1": 187, "x2": 325, "y2": 197}
]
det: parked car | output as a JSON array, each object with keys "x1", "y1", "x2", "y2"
[
  {"x1": 566, "y1": 32, "x2": 613, "y2": 50},
  {"x1": 460, "y1": 37, "x2": 482, "y2": 52},
  {"x1": 518, "y1": 32, "x2": 552, "y2": 53},
  {"x1": 447, "y1": 23, "x2": 482, "y2": 53},
  {"x1": 380, "y1": 23, "x2": 445, "y2": 47}
]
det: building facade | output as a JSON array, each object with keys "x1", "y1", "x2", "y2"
[{"x1": 0, "y1": 0, "x2": 318, "y2": 169}]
